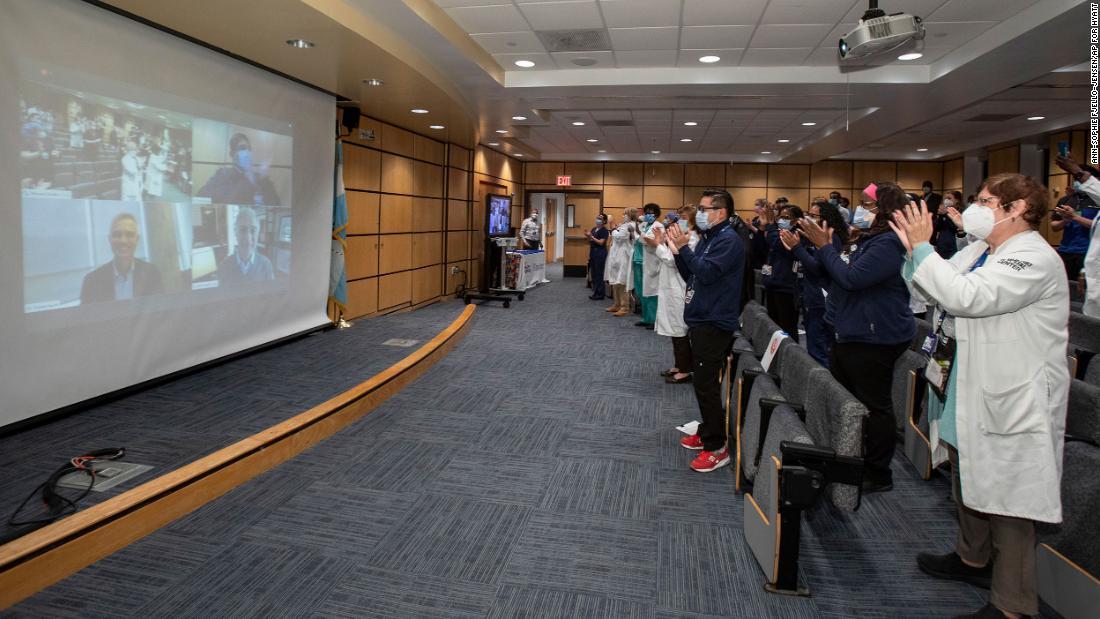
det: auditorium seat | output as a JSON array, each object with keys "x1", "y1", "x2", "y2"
[
  {"x1": 892, "y1": 349, "x2": 933, "y2": 479},
  {"x1": 912, "y1": 318, "x2": 931, "y2": 351},
  {"x1": 734, "y1": 362, "x2": 786, "y2": 488},
  {"x1": 1067, "y1": 312, "x2": 1100, "y2": 379}
]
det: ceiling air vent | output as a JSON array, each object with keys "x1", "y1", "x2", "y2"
[
  {"x1": 536, "y1": 29, "x2": 610, "y2": 52},
  {"x1": 964, "y1": 113, "x2": 1019, "y2": 122},
  {"x1": 597, "y1": 120, "x2": 635, "y2": 127}
]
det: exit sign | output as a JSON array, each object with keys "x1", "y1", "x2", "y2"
[{"x1": 556, "y1": 175, "x2": 572, "y2": 187}]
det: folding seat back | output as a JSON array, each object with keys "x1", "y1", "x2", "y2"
[
  {"x1": 912, "y1": 318, "x2": 931, "y2": 352},
  {"x1": 800, "y1": 370, "x2": 867, "y2": 511},
  {"x1": 777, "y1": 344, "x2": 830, "y2": 409},
  {"x1": 1068, "y1": 312, "x2": 1100, "y2": 379},
  {"x1": 892, "y1": 349, "x2": 933, "y2": 479},
  {"x1": 735, "y1": 370, "x2": 785, "y2": 488},
  {"x1": 1066, "y1": 379, "x2": 1100, "y2": 447}
]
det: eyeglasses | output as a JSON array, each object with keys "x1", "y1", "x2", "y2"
[
  {"x1": 976, "y1": 196, "x2": 1001, "y2": 206},
  {"x1": 697, "y1": 205, "x2": 725, "y2": 212}
]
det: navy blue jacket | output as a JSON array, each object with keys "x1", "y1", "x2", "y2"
[
  {"x1": 929, "y1": 214, "x2": 958, "y2": 259},
  {"x1": 763, "y1": 224, "x2": 797, "y2": 293},
  {"x1": 674, "y1": 219, "x2": 745, "y2": 333},
  {"x1": 791, "y1": 234, "x2": 842, "y2": 313},
  {"x1": 815, "y1": 230, "x2": 915, "y2": 346}
]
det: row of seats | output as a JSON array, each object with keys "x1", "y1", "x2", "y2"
[{"x1": 734, "y1": 300, "x2": 1100, "y2": 617}]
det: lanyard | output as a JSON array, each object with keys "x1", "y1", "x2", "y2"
[{"x1": 934, "y1": 250, "x2": 989, "y2": 335}]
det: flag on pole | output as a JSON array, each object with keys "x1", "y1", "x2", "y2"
[{"x1": 329, "y1": 140, "x2": 348, "y2": 318}]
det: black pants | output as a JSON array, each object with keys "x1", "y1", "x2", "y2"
[
  {"x1": 672, "y1": 335, "x2": 693, "y2": 372},
  {"x1": 589, "y1": 249, "x2": 607, "y2": 298},
  {"x1": 689, "y1": 324, "x2": 734, "y2": 452},
  {"x1": 829, "y1": 340, "x2": 908, "y2": 484},
  {"x1": 525, "y1": 239, "x2": 541, "y2": 250},
  {"x1": 765, "y1": 289, "x2": 799, "y2": 343},
  {"x1": 1059, "y1": 251, "x2": 1084, "y2": 282}
]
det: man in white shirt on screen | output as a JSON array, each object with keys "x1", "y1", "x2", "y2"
[
  {"x1": 520, "y1": 209, "x2": 541, "y2": 249},
  {"x1": 218, "y1": 206, "x2": 274, "y2": 285}
]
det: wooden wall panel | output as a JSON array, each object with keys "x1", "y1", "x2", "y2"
[
  {"x1": 730, "y1": 187, "x2": 768, "y2": 213},
  {"x1": 682, "y1": 187, "x2": 709, "y2": 208},
  {"x1": 445, "y1": 261, "x2": 465, "y2": 296},
  {"x1": 413, "y1": 161, "x2": 443, "y2": 198},
  {"x1": 413, "y1": 198, "x2": 444, "y2": 231},
  {"x1": 604, "y1": 184, "x2": 643, "y2": 208},
  {"x1": 810, "y1": 161, "x2": 853, "y2": 189},
  {"x1": 380, "y1": 195, "x2": 413, "y2": 233},
  {"x1": 345, "y1": 236, "x2": 378, "y2": 280},
  {"x1": 447, "y1": 231, "x2": 469, "y2": 260},
  {"x1": 342, "y1": 116, "x2": 382, "y2": 148},
  {"x1": 943, "y1": 158, "x2": 964, "y2": 191},
  {"x1": 378, "y1": 234, "x2": 412, "y2": 274},
  {"x1": 450, "y1": 145, "x2": 471, "y2": 171},
  {"x1": 604, "y1": 162, "x2": 643, "y2": 185},
  {"x1": 644, "y1": 163, "x2": 684, "y2": 186},
  {"x1": 414, "y1": 136, "x2": 445, "y2": 165},
  {"x1": 642, "y1": 185, "x2": 683, "y2": 210},
  {"x1": 381, "y1": 154, "x2": 414, "y2": 195},
  {"x1": 526, "y1": 162, "x2": 564, "y2": 185},
  {"x1": 342, "y1": 144, "x2": 380, "y2": 191},
  {"x1": 346, "y1": 277, "x2": 377, "y2": 318},
  {"x1": 412, "y1": 232, "x2": 443, "y2": 268},
  {"x1": 380, "y1": 124, "x2": 415, "y2": 158},
  {"x1": 684, "y1": 163, "x2": 724, "y2": 187},
  {"x1": 447, "y1": 199, "x2": 469, "y2": 230},
  {"x1": 809, "y1": 188, "x2": 853, "y2": 203},
  {"x1": 766, "y1": 187, "x2": 809, "y2": 207},
  {"x1": 347, "y1": 191, "x2": 380, "y2": 235},
  {"x1": 448, "y1": 169, "x2": 470, "y2": 200},
  {"x1": 411, "y1": 265, "x2": 442, "y2": 304},
  {"x1": 564, "y1": 162, "x2": 604, "y2": 185},
  {"x1": 766, "y1": 164, "x2": 810, "y2": 188},
  {"x1": 854, "y1": 161, "x2": 897, "y2": 186},
  {"x1": 897, "y1": 162, "x2": 944, "y2": 193},
  {"x1": 987, "y1": 146, "x2": 1020, "y2": 177},
  {"x1": 378, "y1": 271, "x2": 411, "y2": 309},
  {"x1": 727, "y1": 164, "x2": 768, "y2": 187}
]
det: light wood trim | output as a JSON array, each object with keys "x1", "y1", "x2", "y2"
[
  {"x1": 0, "y1": 305, "x2": 477, "y2": 609},
  {"x1": 1039, "y1": 543, "x2": 1100, "y2": 585},
  {"x1": 906, "y1": 370, "x2": 933, "y2": 479},
  {"x1": 769, "y1": 455, "x2": 782, "y2": 581},
  {"x1": 746, "y1": 486, "x2": 769, "y2": 526}
]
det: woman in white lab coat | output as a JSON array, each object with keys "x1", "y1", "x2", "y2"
[
  {"x1": 120, "y1": 141, "x2": 143, "y2": 202},
  {"x1": 143, "y1": 145, "x2": 167, "y2": 199},
  {"x1": 655, "y1": 205, "x2": 699, "y2": 383},
  {"x1": 605, "y1": 207, "x2": 637, "y2": 317},
  {"x1": 892, "y1": 173, "x2": 1068, "y2": 619},
  {"x1": 633, "y1": 203, "x2": 664, "y2": 329}
]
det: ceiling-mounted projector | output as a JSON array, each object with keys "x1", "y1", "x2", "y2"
[{"x1": 839, "y1": 1, "x2": 925, "y2": 61}]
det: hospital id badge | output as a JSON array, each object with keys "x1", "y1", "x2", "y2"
[
  {"x1": 923, "y1": 334, "x2": 956, "y2": 400},
  {"x1": 760, "y1": 265, "x2": 773, "y2": 276}
]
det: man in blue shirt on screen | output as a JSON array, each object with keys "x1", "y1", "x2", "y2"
[{"x1": 218, "y1": 206, "x2": 274, "y2": 285}]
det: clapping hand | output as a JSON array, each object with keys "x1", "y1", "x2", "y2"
[
  {"x1": 946, "y1": 206, "x2": 963, "y2": 230},
  {"x1": 798, "y1": 216, "x2": 833, "y2": 249},
  {"x1": 889, "y1": 200, "x2": 933, "y2": 255},
  {"x1": 779, "y1": 228, "x2": 801, "y2": 251},
  {"x1": 666, "y1": 221, "x2": 690, "y2": 249}
]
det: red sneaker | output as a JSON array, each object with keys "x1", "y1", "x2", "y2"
[
  {"x1": 680, "y1": 434, "x2": 704, "y2": 450},
  {"x1": 690, "y1": 448, "x2": 730, "y2": 472}
]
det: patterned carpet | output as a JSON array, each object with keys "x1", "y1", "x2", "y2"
[{"x1": 6, "y1": 266, "x2": 1040, "y2": 618}]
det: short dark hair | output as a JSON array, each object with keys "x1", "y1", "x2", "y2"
[
  {"x1": 819, "y1": 202, "x2": 850, "y2": 244},
  {"x1": 782, "y1": 205, "x2": 803, "y2": 220},
  {"x1": 643, "y1": 202, "x2": 661, "y2": 216},
  {"x1": 922, "y1": 180, "x2": 934, "y2": 188},
  {"x1": 229, "y1": 132, "x2": 251, "y2": 154},
  {"x1": 829, "y1": 191, "x2": 841, "y2": 197},
  {"x1": 871, "y1": 181, "x2": 910, "y2": 235},
  {"x1": 701, "y1": 188, "x2": 734, "y2": 216}
]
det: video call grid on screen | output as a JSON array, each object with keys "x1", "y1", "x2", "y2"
[
  {"x1": 487, "y1": 195, "x2": 511, "y2": 237},
  {"x1": 18, "y1": 76, "x2": 294, "y2": 315}
]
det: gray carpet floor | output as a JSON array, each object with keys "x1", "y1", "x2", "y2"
[{"x1": 5, "y1": 267, "x2": 1035, "y2": 618}]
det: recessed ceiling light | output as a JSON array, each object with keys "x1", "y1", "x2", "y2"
[
  {"x1": 1027, "y1": 116, "x2": 1046, "y2": 120},
  {"x1": 496, "y1": 129, "x2": 508, "y2": 134},
  {"x1": 680, "y1": 138, "x2": 693, "y2": 142},
  {"x1": 515, "y1": 153, "x2": 524, "y2": 157},
  {"x1": 429, "y1": 125, "x2": 444, "y2": 130},
  {"x1": 761, "y1": 151, "x2": 772, "y2": 154},
  {"x1": 572, "y1": 121, "x2": 586, "y2": 126},
  {"x1": 801, "y1": 122, "x2": 816, "y2": 126},
  {"x1": 898, "y1": 52, "x2": 924, "y2": 61},
  {"x1": 699, "y1": 55, "x2": 721, "y2": 63},
  {"x1": 598, "y1": 149, "x2": 606, "y2": 153},
  {"x1": 488, "y1": 142, "x2": 499, "y2": 146},
  {"x1": 684, "y1": 121, "x2": 698, "y2": 126},
  {"x1": 411, "y1": 108, "x2": 429, "y2": 114},
  {"x1": 917, "y1": 148, "x2": 929, "y2": 152},
  {"x1": 777, "y1": 139, "x2": 790, "y2": 143},
  {"x1": 286, "y1": 39, "x2": 314, "y2": 49},
  {"x1": 651, "y1": 150, "x2": 661, "y2": 154},
  {"x1": 512, "y1": 115, "x2": 527, "y2": 121},
  {"x1": 362, "y1": 78, "x2": 384, "y2": 86},
  {"x1": 514, "y1": 60, "x2": 535, "y2": 68},
  {"x1": 586, "y1": 138, "x2": 599, "y2": 142}
]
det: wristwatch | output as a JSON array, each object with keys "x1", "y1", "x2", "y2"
[{"x1": 1073, "y1": 170, "x2": 1090, "y2": 182}]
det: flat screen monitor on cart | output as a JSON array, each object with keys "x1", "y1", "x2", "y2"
[{"x1": 486, "y1": 194, "x2": 512, "y2": 237}]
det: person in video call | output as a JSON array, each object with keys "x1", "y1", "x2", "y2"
[
  {"x1": 120, "y1": 140, "x2": 143, "y2": 201},
  {"x1": 80, "y1": 213, "x2": 164, "y2": 304},
  {"x1": 218, "y1": 206, "x2": 275, "y2": 284},
  {"x1": 197, "y1": 132, "x2": 281, "y2": 206}
]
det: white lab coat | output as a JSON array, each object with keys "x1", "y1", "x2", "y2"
[
  {"x1": 144, "y1": 151, "x2": 167, "y2": 198},
  {"x1": 654, "y1": 231, "x2": 699, "y2": 337},
  {"x1": 606, "y1": 221, "x2": 635, "y2": 289},
  {"x1": 1075, "y1": 176, "x2": 1100, "y2": 316},
  {"x1": 638, "y1": 221, "x2": 664, "y2": 297},
  {"x1": 120, "y1": 152, "x2": 142, "y2": 201},
  {"x1": 907, "y1": 231, "x2": 1069, "y2": 523}
]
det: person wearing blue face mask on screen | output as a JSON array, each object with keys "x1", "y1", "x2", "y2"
[
  {"x1": 762, "y1": 202, "x2": 803, "y2": 342},
  {"x1": 197, "y1": 132, "x2": 281, "y2": 206},
  {"x1": 583, "y1": 213, "x2": 610, "y2": 300}
]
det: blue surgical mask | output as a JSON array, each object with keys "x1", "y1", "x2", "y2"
[
  {"x1": 234, "y1": 148, "x2": 252, "y2": 169},
  {"x1": 1074, "y1": 180, "x2": 1084, "y2": 191},
  {"x1": 854, "y1": 206, "x2": 873, "y2": 229},
  {"x1": 678, "y1": 220, "x2": 690, "y2": 233},
  {"x1": 829, "y1": 198, "x2": 838, "y2": 205},
  {"x1": 595, "y1": 218, "x2": 603, "y2": 225},
  {"x1": 777, "y1": 218, "x2": 791, "y2": 230},
  {"x1": 695, "y1": 210, "x2": 710, "y2": 231},
  {"x1": 644, "y1": 214, "x2": 656, "y2": 223}
]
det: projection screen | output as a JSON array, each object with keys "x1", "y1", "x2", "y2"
[{"x1": 0, "y1": 0, "x2": 336, "y2": 428}]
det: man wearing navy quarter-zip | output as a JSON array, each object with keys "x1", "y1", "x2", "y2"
[{"x1": 666, "y1": 188, "x2": 745, "y2": 473}]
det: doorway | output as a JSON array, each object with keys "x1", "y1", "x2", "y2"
[{"x1": 529, "y1": 192, "x2": 565, "y2": 262}]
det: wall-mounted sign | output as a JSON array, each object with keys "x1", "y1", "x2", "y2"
[{"x1": 556, "y1": 175, "x2": 572, "y2": 187}]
